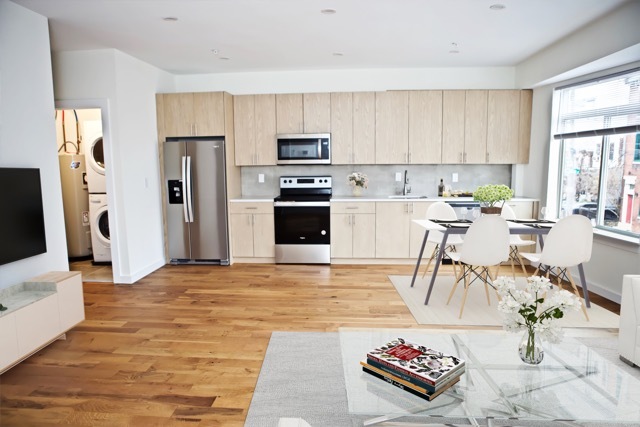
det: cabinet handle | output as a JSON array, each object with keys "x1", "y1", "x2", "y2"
[
  {"x1": 408, "y1": 152, "x2": 412, "y2": 163},
  {"x1": 459, "y1": 152, "x2": 462, "y2": 163},
  {"x1": 251, "y1": 214, "x2": 255, "y2": 226},
  {"x1": 410, "y1": 203, "x2": 414, "y2": 214},
  {"x1": 346, "y1": 207, "x2": 358, "y2": 210},
  {"x1": 463, "y1": 152, "x2": 467, "y2": 163},
  {"x1": 352, "y1": 214, "x2": 356, "y2": 226},
  {"x1": 347, "y1": 215, "x2": 351, "y2": 225},
  {"x1": 245, "y1": 207, "x2": 258, "y2": 210},
  {"x1": 486, "y1": 152, "x2": 490, "y2": 163}
]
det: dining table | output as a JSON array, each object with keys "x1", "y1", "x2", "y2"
[{"x1": 411, "y1": 218, "x2": 591, "y2": 307}]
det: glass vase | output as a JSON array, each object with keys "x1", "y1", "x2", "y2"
[{"x1": 518, "y1": 329, "x2": 544, "y2": 365}]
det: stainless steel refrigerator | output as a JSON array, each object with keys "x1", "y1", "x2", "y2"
[{"x1": 164, "y1": 137, "x2": 229, "y2": 265}]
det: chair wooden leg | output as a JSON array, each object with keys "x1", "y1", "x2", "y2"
[
  {"x1": 487, "y1": 267, "x2": 501, "y2": 301},
  {"x1": 421, "y1": 245, "x2": 439, "y2": 278},
  {"x1": 459, "y1": 268, "x2": 471, "y2": 318},
  {"x1": 509, "y1": 247, "x2": 516, "y2": 279},
  {"x1": 566, "y1": 270, "x2": 589, "y2": 321},
  {"x1": 483, "y1": 268, "x2": 491, "y2": 306},
  {"x1": 515, "y1": 251, "x2": 528, "y2": 276},
  {"x1": 447, "y1": 264, "x2": 464, "y2": 305}
]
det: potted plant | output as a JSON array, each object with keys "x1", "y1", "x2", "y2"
[
  {"x1": 473, "y1": 184, "x2": 513, "y2": 214},
  {"x1": 348, "y1": 172, "x2": 369, "y2": 196}
]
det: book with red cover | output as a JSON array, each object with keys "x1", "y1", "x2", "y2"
[{"x1": 367, "y1": 337, "x2": 465, "y2": 386}]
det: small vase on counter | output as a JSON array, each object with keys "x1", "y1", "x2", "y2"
[{"x1": 353, "y1": 186, "x2": 363, "y2": 197}]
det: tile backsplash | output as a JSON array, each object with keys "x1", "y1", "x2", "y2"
[{"x1": 240, "y1": 164, "x2": 511, "y2": 197}]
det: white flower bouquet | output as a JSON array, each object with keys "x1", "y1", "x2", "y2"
[
  {"x1": 473, "y1": 184, "x2": 513, "y2": 208},
  {"x1": 493, "y1": 275, "x2": 581, "y2": 362},
  {"x1": 348, "y1": 172, "x2": 369, "y2": 188}
]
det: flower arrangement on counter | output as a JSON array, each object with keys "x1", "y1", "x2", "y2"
[
  {"x1": 348, "y1": 172, "x2": 369, "y2": 188},
  {"x1": 493, "y1": 275, "x2": 581, "y2": 363},
  {"x1": 473, "y1": 184, "x2": 513, "y2": 207}
]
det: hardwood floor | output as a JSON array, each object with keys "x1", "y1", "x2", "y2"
[{"x1": 0, "y1": 264, "x2": 620, "y2": 426}]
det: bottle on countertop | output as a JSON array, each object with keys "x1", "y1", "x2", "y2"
[{"x1": 438, "y1": 179, "x2": 444, "y2": 197}]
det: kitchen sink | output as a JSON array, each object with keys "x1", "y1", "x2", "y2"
[{"x1": 388, "y1": 195, "x2": 430, "y2": 199}]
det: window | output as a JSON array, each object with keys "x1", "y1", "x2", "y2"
[{"x1": 553, "y1": 68, "x2": 640, "y2": 237}]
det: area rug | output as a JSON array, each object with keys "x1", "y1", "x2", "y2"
[
  {"x1": 389, "y1": 275, "x2": 620, "y2": 329},
  {"x1": 244, "y1": 331, "x2": 639, "y2": 427}
]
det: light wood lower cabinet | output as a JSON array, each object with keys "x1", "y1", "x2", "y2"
[
  {"x1": 331, "y1": 202, "x2": 376, "y2": 258},
  {"x1": 375, "y1": 202, "x2": 431, "y2": 259},
  {"x1": 229, "y1": 202, "x2": 274, "y2": 258}
]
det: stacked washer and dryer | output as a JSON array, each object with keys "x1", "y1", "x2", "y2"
[{"x1": 84, "y1": 120, "x2": 111, "y2": 263}]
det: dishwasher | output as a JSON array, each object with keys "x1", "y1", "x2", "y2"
[{"x1": 445, "y1": 200, "x2": 481, "y2": 221}]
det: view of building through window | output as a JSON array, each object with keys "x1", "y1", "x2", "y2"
[{"x1": 555, "y1": 69, "x2": 640, "y2": 237}]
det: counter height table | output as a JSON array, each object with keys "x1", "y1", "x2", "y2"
[{"x1": 411, "y1": 219, "x2": 591, "y2": 308}]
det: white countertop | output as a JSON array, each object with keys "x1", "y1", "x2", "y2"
[{"x1": 230, "y1": 196, "x2": 538, "y2": 203}]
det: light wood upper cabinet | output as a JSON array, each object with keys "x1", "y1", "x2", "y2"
[
  {"x1": 353, "y1": 92, "x2": 376, "y2": 164},
  {"x1": 464, "y1": 90, "x2": 488, "y2": 164},
  {"x1": 303, "y1": 93, "x2": 331, "y2": 133},
  {"x1": 518, "y1": 90, "x2": 533, "y2": 164},
  {"x1": 409, "y1": 91, "x2": 443, "y2": 164},
  {"x1": 442, "y1": 90, "x2": 466, "y2": 164},
  {"x1": 375, "y1": 91, "x2": 409, "y2": 164},
  {"x1": 487, "y1": 90, "x2": 521, "y2": 164},
  {"x1": 233, "y1": 94, "x2": 276, "y2": 165},
  {"x1": 276, "y1": 93, "x2": 303, "y2": 134},
  {"x1": 330, "y1": 92, "x2": 353, "y2": 164},
  {"x1": 331, "y1": 92, "x2": 376, "y2": 164},
  {"x1": 162, "y1": 92, "x2": 225, "y2": 137}
]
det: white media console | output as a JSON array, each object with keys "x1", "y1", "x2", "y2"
[{"x1": 0, "y1": 271, "x2": 85, "y2": 374}]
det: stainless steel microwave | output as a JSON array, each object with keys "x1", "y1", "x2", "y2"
[{"x1": 276, "y1": 133, "x2": 331, "y2": 165}]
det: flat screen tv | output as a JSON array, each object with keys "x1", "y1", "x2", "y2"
[{"x1": 0, "y1": 168, "x2": 47, "y2": 265}]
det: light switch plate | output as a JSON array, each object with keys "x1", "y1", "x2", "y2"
[
  {"x1": 395, "y1": 172, "x2": 402, "y2": 182},
  {"x1": 452, "y1": 173, "x2": 459, "y2": 183},
  {"x1": 258, "y1": 173, "x2": 265, "y2": 183}
]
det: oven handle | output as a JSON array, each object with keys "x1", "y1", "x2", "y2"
[{"x1": 274, "y1": 201, "x2": 330, "y2": 207}]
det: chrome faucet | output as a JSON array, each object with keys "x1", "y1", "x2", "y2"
[{"x1": 402, "y1": 170, "x2": 411, "y2": 195}]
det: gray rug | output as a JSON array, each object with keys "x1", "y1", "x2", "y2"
[{"x1": 244, "y1": 332, "x2": 639, "y2": 427}]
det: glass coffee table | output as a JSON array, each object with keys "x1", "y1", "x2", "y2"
[{"x1": 340, "y1": 329, "x2": 640, "y2": 426}]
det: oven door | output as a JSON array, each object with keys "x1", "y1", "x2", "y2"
[{"x1": 274, "y1": 201, "x2": 330, "y2": 244}]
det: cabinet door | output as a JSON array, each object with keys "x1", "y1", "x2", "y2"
[
  {"x1": 353, "y1": 92, "x2": 376, "y2": 164},
  {"x1": 330, "y1": 92, "x2": 353, "y2": 164},
  {"x1": 442, "y1": 91, "x2": 466, "y2": 164},
  {"x1": 464, "y1": 90, "x2": 488, "y2": 164},
  {"x1": 15, "y1": 295, "x2": 61, "y2": 356},
  {"x1": 253, "y1": 213, "x2": 275, "y2": 258},
  {"x1": 303, "y1": 93, "x2": 331, "y2": 133},
  {"x1": 331, "y1": 213, "x2": 354, "y2": 258},
  {"x1": 254, "y1": 94, "x2": 277, "y2": 165},
  {"x1": 352, "y1": 213, "x2": 376, "y2": 258},
  {"x1": 409, "y1": 202, "x2": 431, "y2": 258},
  {"x1": 409, "y1": 91, "x2": 442, "y2": 164},
  {"x1": 375, "y1": 203, "x2": 411, "y2": 258},
  {"x1": 193, "y1": 92, "x2": 225, "y2": 136},
  {"x1": 517, "y1": 90, "x2": 533, "y2": 164},
  {"x1": 230, "y1": 213, "x2": 255, "y2": 257},
  {"x1": 376, "y1": 91, "x2": 409, "y2": 164},
  {"x1": 276, "y1": 93, "x2": 303, "y2": 134},
  {"x1": 0, "y1": 313, "x2": 19, "y2": 371},
  {"x1": 233, "y1": 95, "x2": 256, "y2": 165},
  {"x1": 57, "y1": 274, "x2": 85, "y2": 331},
  {"x1": 163, "y1": 93, "x2": 195, "y2": 137},
  {"x1": 487, "y1": 90, "x2": 520, "y2": 164}
]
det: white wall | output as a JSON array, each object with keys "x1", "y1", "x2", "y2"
[
  {"x1": 0, "y1": 0, "x2": 69, "y2": 290},
  {"x1": 52, "y1": 49, "x2": 174, "y2": 283},
  {"x1": 175, "y1": 67, "x2": 517, "y2": 94}
]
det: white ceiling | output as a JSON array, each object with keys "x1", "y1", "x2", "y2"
[{"x1": 12, "y1": 0, "x2": 631, "y2": 75}]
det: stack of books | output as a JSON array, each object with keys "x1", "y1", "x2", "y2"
[{"x1": 361, "y1": 337, "x2": 465, "y2": 401}]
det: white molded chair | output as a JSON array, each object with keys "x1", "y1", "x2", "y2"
[
  {"x1": 421, "y1": 202, "x2": 465, "y2": 277},
  {"x1": 520, "y1": 214, "x2": 592, "y2": 320},
  {"x1": 500, "y1": 203, "x2": 536, "y2": 277},
  {"x1": 445, "y1": 215, "x2": 510, "y2": 318}
]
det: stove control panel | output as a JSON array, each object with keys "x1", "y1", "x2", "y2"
[{"x1": 279, "y1": 176, "x2": 332, "y2": 189}]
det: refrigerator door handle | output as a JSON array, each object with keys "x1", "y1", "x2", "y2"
[
  {"x1": 181, "y1": 156, "x2": 189, "y2": 222},
  {"x1": 185, "y1": 155, "x2": 194, "y2": 223}
]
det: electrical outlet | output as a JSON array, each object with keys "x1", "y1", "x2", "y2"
[
  {"x1": 395, "y1": 172, "x2": 402, "y2": 182},
  {"x1": 452, "y1": 173, "x2": 458, "y2": 183},
  {"x1": 258, "y1": 173, "x2": 265, "y2": 183}
]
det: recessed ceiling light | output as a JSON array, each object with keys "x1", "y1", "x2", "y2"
[
  {"x1": 211, "y1": 49, "x2": 219, "y2": 55},
  {"x1": 321, "y1": 9, "x2": 336, "y2": 14},
  {"x1": 162, "y1": 16, "x2": 178, "y2": 22},
  {"x1": 219, "y1": 57, "x2": 230, "y2": 61},
  {"x1": 332, "y1": 52, "x2": 344, "y2": 57},
  {"x1": 489, "y1": 4, "x2": 506, "y2": 10}
]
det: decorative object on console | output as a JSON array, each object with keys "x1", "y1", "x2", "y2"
[
  {"x1": 494, "y1": 275, "x2": 581, "y2": 364},
  {"x1": 348, "y1": 172, "x2": 368, "y2": 196},
  {"x1": 473, "y1": 184, "x2": 513, "y2": 215}
]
